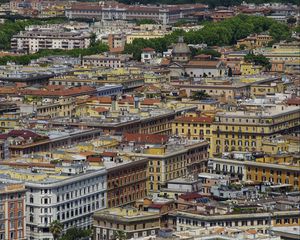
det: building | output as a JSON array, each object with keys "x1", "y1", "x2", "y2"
[
  {"x1": 65, "y1": 2, "x2": 208, "y2": 24},
  {"x1": 93, "y1": 207, "x2": 160, "y2": 240},
  {"x1": 171, "y1": 210, "x2": 300, "y2": 233},
  {"x1": 0, "y1": 164, "x2": 107, "y2": 240},
  {"x1": 211, "y1": 9, "x2": 235, "y2": 22},
  {"x1": 212, "y1": 105, "x2": 300, "y2": 155},
  {"x1": 0, "y1": 183, "x2": 26, "y2": 240},
  {"x1": 101, "y1": 34, "x2": 126, "y2": 52},
  {"x1": 82, "y1": 55, "x2": 128, "y2": 69},
  {"x1": 119, "y1": 136, "x2": 209, "y2": 192},
  {"x1": 141, "y1": 48, "x2": 156, "y2": 64},
  {"x1": 236, "y1": 34, "x2": 273, "y2": 49},
  {"x1": 104, "y1": 156, "x2": 148, "y2": 208},
  {"x1": 171, "y1": 113, "x2": 214, "y2": 155},
  {"x1": 208, "y1": 154, "x2": 300, "y2": 190},
  {"x1": 240, "y1": 62, "x2": 263, "y2": 75},
  {"x1": 11, "y1": 26, "x2": 91, "y2": 53},
  {"x1": 0, "y1": 140, "x2": 9, "y2": 160}
]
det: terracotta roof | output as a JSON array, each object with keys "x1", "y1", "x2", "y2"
[
  {"x1": 185, "y1": 60, "x2": 221, "y2": 68},
  {"x1": 0, "y1": 162, "x2": 55, "y2": 168},
  {"x1": 21, "y1": 86, "x2": 96, "y2": 97},
  {"x1": 142, "y1": 47, "x2": 155, "y2": 52},
  {"x1": 148, "y1": 204, "x2": 163, "y2": 209},
  {"x1": 88, "y1": 96, "x2": 112, "y2": 104},
  {"x1": 0, "y1": 130, "x2": 46, "y2": 140},
  {"x1": 141, "y1": 98, "x2": 160, "y2": 105},
  {"x1": 286, "y1": 98, "x2": 300, "y2": 105},
  {"x1": 174, "y1": 116, "x2": 213, "y2": 123},
  {"x1": 93, "y1": 107, "x2": 109, "y2": 113},
  {"x1": 123, "y1": 133, "x2": 169, "y2": 144},
  {"x1": 119, "y1": 96, "x2": 134, "y2": 104},
  {"x1": 246, "y1": 229, "x2": 257, "y2": 235},
  {"x1": 161, "y1": 58, "x2": 171, "y2": 66},
  {"x1": 101, "y1": 151, "x2": 117, "y2": 157},
  {"x1": 179, "y1": 192, "x2": 202, "y2": 201}
]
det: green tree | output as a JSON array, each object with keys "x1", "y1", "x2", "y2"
[
  {"x1": 191, "y1": 90, "x2": 210, "y2": 100},
  {"x1": 244, "y1": 53, "x2": 271, "y2": 71},
  {"x1": 49, "y1": 220, "x2": 63, "y2": 240},
  {"x1": 113, "y1": 230, "x2": 127, "y2": 240},
  {"x1": 59, "y1": 227, "x2": 92, "y2": 240},
  {"x1": 287, "y1": 17, "x2": 297, "y2": 25}
]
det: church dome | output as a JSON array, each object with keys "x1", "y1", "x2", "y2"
[{"x1": 172, "y1": 36, "x2": 191, "y2": 55}]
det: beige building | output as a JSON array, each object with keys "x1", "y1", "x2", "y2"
[{"x1": 93, "y1": 207, "x2": 160, "y2": 240}]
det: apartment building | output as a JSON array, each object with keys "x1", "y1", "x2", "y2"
[
  {"x1": 34, "y1": 97, "x2": 76, "y2": 118},
  {"x1": 104, "y1": 156, "x2": 148, "y2": 208},
  {"x1": 171, "y1": 114, "x2": 214, "y2": 156},
  {"x1": 65, "y1": 2, "x2": 208, "y2": 24},
  {"x1": 0, "y1": 165, "x2": 107, "y2": 240},
  {"x1": 208, "y1": 154, "x2": 300, "y2": 190},
  {"x1": 236, "y1": 34, "x2": 273, "y2": 49},
  {"x1": 0, "y1": 183, "x2": 26, "y2": 240},
  {"x1": 82, "y1": 55, "x2": 128, "y2": 69},
  {"x1": 11, "y1": 28, "x2": 91, "y2": 53},
  {"x1": 212, "y1": 105, "x2": 300, "y2": 155},
  {"x1": 171, "y1": 210, "x2": 300, "y2": 233},
  {"x1": 101, "y1": 34, "x2": 126, "y2": 52},
  {"x1": 0, "y1": 140, "x2": 9, "y2": 160},
  {"x1": 93, "y1": 207, "x2": 160, "y2": 240},
  {"x1": 120, "y1": 138, "x2": 209, "y2": 192}
]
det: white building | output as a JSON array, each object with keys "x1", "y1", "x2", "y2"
[
  {"x1": 11, "y1": 26, "x2": 91, "y2": 53},
  {"x1": 0, "y1": 165, "x2": 107, "y2": 240}
]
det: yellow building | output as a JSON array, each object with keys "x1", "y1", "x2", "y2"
[
  {"x1": 126, "y1": 31, "x2": 166, "y2": 44},
  {"x1": 254, "y1": 41, "x2": 300, "y2": 63},
  {"x1": 245, "y1": 155, "x2": 300, "y2": 190},
  {"x1": 35, "y1": 97, "x2": 75, "y2": 118},
  {"x1": 171, "y1": 113, "x2": 214, "y2": 156},
  {"x1": 236, "y1": 34, "x2": 273, "y2": 49},
  {"x1": 240, "y1": 62, "x2": 263, "y2": 75},
  {"x1": 0, "y1": 112, "x2": 20, "y2": 133},
  {"x1": 250, "y1": 80, "x2": 285, "y2": 97},
  {"x1": 212, "y1": 105, "x2": 300, "y2": 155},
  {"x1": 121, "y1": 140, "x2": 209, "y2": 193},
  {"x1": 210, "y1": 154, "x2": 300, "y2": 190}
]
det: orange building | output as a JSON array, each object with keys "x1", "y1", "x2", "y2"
[
  {"x1": 0, "y1": 183, "x2": 26, "y2": 240},
  {"x1": 105, "y1": 155, "x2": 148, "y2": 208}
]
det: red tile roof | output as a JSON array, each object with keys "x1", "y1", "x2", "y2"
[
  {"x1": 123, "y1": 133, "x2": 169, "y2": 144},
  {"x1": 93, "y1": 107, "x2": 109, "y2": 113},
  {"x1": 0, "y1": 130, "x2": 46, "y2": 140},
  {"x1": 142, "y1": 98, "x2": 160, "y2": 105},
  {"x1": 179, "y1": 192, "x2": 202, "y2": 201},
  {"x1": 101, "y1": 151, "x2": 117, "y2": 157},
  {"x1": 148, "y1": 204, "x2": 163, "y2": 209},
  {"x1": 286, "y1": 98, "x2": 300, "y2": 105}
]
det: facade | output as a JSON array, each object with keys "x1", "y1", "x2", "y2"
[
  {"x1": 212, "y1": 105, "x2": 300, "y2": 155},
  {"x1": 11, "y1": 28, "x2": 91, "y2": 53},
  {"x1": 171, "y1": 114, "x2": 214, "y2": 156},
  {"x1": 0, "y1": 183, "x2": 26, "y2": 240},
  {"x1": 171, "y1": 210, "x2": 300, "y2": 233},
  {"x1": 240, "y1": 62, "x2": 263, "y2": 75},
  {"x1": 65, "y1": 3, "x2": 208, "y2": 24},
  {"x1": 105, "y1": 158, "x2": 148, "y2": 208},
  {"x1": 208, "y1": 154, "x2": 300, "y2": 190},
  {"x1": 82, "y1": 55, "x2": 127, "y2": 69},
  {"x1": 0, "y1": 167, "x2": 107, "y2": 240},
  {"x1": 93, "y1": 207, "x2": 160, "y2": 240},
  {"x1": 236, "y1": 34, "x2": 273, "y2": 49},
  {"x1": 123, "y1": 140, "x2": 209, "y2": 192},
  {"x1": 211, "y1": 10, "x2": 235, "y2": 22}
]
